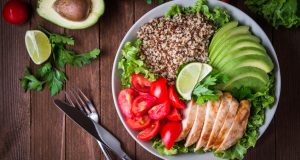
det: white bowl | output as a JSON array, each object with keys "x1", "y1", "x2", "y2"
[{"x1": 112, "y1": 0, "x2": 281, "y2": 159}]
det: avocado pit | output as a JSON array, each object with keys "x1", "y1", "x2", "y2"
[{"x1": 53, "y1": 0, "x2": 91, "y2": 21}]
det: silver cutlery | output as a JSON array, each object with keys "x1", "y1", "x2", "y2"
[{"x1": 53, "y1": 88, "x2": 132, "y2": 160}]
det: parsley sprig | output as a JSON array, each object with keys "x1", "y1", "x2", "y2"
[
  {"x1": 192, "y1": 70, "x2": 229, "y2": 104},
  {"x1": 20, "y1": 28, "x2": 101, "y2": 96}
]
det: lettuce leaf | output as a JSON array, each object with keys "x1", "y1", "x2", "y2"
[
  {"x1": 118, "y1": 39, "x2": 155, "y2": 88},
  {"x1": 245, "y1": 0, "x2": 300, "y2": 28},
  {"x1": 165, "y1": 0, "x2": 231, "y2": 27}
]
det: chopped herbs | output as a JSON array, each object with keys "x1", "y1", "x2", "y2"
[{"x1": 20, "y1": 28, "x2": 100, "y2": 96}]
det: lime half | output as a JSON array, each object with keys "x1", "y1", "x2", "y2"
[
  {"x1": 25, "y1": 30, "x2": 51, "y2": 64},
  {"x1": 198, "y1": 64, "x2": 213, "y2": 82},
  {"x1": 176, "y1": 63, "x2": 203, "y2": 100}
]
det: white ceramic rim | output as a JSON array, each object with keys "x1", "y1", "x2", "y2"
[{"x1": 112, "y1": 0, "x2": 281, "y2": 159}]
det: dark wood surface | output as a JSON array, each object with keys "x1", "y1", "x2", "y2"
[{"x1": 0, "y1": 0, "x2": 299, "y2": 160}]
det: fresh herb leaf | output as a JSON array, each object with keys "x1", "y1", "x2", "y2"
[
  {"x1": 192, "y1": 70, "x2": 228, "y2": 104},
  {"x1": 165, "y1": 0, "x2": 231, "y2": 27},
  {"x1": 118, "y1": 39, "x2": 156, "y2": 88},
  {"x1": 20, "y1": 68, "x2": 45, "y2": 92},
  {"x1": 47, "y1": 69, "x2": 67, "y2": 96},
  {"x1": 20, "y1": 28, "x2": 101, "y2": 96}
]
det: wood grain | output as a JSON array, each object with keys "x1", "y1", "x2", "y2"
[
  {"x1": 99, "y1": 0, "x2": 136, "y2": 159},
  {"x1": 0, "y1": 0, "x2": 30, "y2": 159},
  {"x1": 1, "y1": 0, "x2": 300, "y2": 160},
  {"x1": 30, "y1": 1, "x2": 65, "y2": 160},
  {"x1": 65, "y1": 24, "x2": 101, "y2": 160}
]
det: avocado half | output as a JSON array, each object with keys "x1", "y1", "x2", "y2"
[{"x1": 37, "y1": 0, "x2": 104, "y2": 29}]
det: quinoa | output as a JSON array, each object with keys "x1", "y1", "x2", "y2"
[{"x1": 137, "y1": 13, "x2": 215, "y2": 83}]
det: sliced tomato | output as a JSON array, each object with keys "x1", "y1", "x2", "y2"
[
  {"x1": 169, "y1": 85, "x2": 186, "y2": 109},
  {"x1": 160, "y1": 121, "x2": 182, "y2": 149},
  {"x1": 137, "y1": 120, "x2": 160, "y2": 141},
  {"x1": 150, "y1": 77, "x2": 169, "y2": 103},
  {"x1": 148, "y1": 101, "x2": 170, "y2": 120},
  {"x1": 126, "y1": 115, "x2": 151, "y2": 130},
  {"x1": 118, "y1": 88, "x2": 138, "y2": 119},
  {"x1": 132, "y1": 95, "x2": 157, "y2": 116},
  {"x1": 131, "y1": 74, "x2": 152, "y2": 93},
  {"x1": 167, "y1": 107, "x2": 182, "y2": 121}
]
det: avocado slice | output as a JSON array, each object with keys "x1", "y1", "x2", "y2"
[
  {"x1": 209, "y1": 26, "x2": 250, "y2": 59},
  {"x1": 214, "y1": 47, "x2": 267, "y2": 68},
  {"x1": 209, "y1": 21, "x2": 238, "y2": 52},
  {"x1": 209, "y1": 34, "x2": 261, "y2": 63},
  {"x1": 37, "y1": 0, "x2": 105, "y2": 29},
  {"x1": 220, "y1": 54, "x2": 274, "y2": 73},
  {"x1": 222, "y1": 67, "x2": 269, "y2": 92}
]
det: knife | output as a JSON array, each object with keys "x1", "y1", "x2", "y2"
[{"x1": 53, "y1": 99, "x2": 132, "y2": 160}]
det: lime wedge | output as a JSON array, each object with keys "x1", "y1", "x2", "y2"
[
  {"x1": 25, "y1": 30, "x2": 51, "y2": 64},
  {"x1": 176, "y1": 63, "x2": 203, "y2": 100},
  {"x1": 198, "y1": 64, "x2": 213, "y2": 82}
]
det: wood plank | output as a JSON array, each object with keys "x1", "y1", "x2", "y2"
[
  {"x1": 134, "y1": 1, "x2": 160, "y2": 160},
  {"x1": 99, "y1": 0, "x2": 136, "y2": 159},
  {"x1": 273, "y1": 27, "x2": 300, "y2": 160},
  {"x1": 0, "y1": 0, "x2": 30, "y2": 159},
  {"x1": 30, "y1": 1, "x2": 65, "y2": 160},
  {"x1": 65, "y1": 25, "x2": 101, "y2": 159}
]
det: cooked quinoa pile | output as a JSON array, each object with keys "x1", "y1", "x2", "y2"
[{"x1": 137, "y1": 13, "x2": 215, "y2": 83}]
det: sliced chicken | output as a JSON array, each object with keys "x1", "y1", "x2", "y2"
[
  {"x1": 194, "y1": 96, "x2": 222, "y2": 151},
  {"x1": 216, "y1": 100, "x2": 251, "y2": 152},
  {"x1": 205, "y1": 92, "x2": 233, "y2": 151},
  {"x1": 176, "y1": 101, "x2": 198, "y2": 142},
  {"x1": 212, "y1": 99, "x2": 239, "y2": 149},
  {"x1": 184, "y1": 102, "x2": 207, "y2": 147}
]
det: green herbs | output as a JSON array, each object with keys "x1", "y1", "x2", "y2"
[
  {"x1": 215, "y1": 74, "x2": 275, "y2": 160},
  {"x1": 245, "y1": 0, "x2": 300, "y2": 28},
  {"x1": 118, "y1": 39, "x2": 155, "y2": 88},
  {"x1": 165, "y1": 0, "x2": 231, "y2": 27},
  {"x1": 20, "y1": 28, "x2": 100, "y2": 96},
  {"x1": 192, "y1": 70, "x2": 228, "y2": 104}
]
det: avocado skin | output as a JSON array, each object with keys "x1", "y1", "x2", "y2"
[{"x1": 37, "y1": 0, "x2": 105, "y2": 29}]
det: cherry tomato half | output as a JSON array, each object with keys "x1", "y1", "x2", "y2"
[
  {"x1": 126, "y1": 115, "x2": 151, "y2": 130},
  {"x1": 167, "y1": 107, "x2": 182, "y2": 121},
  {"x1": 150, "y1": 77, "x2": 168, "y2": 103},
  {"x1": 137, "y1": 120, "x2": 160, "y2": 141},
  {"x1": 169, "y1": 85, "x2": 186, "y2": 109},
  {"x1": 131, "y1": 74, "x2": 152, "y2": 93},
  {"x1": 132, "y1": 95, "x2": 157, "y2": 116},
  {"x1": 160, "y1": 121, "x2": 182, "y2": 149},
  {"x1": 118, "y1": 88, "x2": 138, "y2": 119},
  {"x1": 148, "y1": 101, "x2": 170, "y2": 120},
  {"x1": 2, "y1": 0, "x2": 29, "y2": 25}
]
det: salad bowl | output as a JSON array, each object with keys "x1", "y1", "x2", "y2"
[{"x1": 112, "y1": 0, "x2": 281, "y2": 159}]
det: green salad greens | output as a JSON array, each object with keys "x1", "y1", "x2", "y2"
[
  {"x1": 245, "y1": 0, "x2": 300, "y2": 28},
  {"x1": 165, "y1": 0, "x2": 231, "y2": 28},
  {"x1": 118, "y1": 39, "x2": 155, "y2": 88}
]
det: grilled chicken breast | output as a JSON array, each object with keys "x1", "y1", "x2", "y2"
[
  {"x1": 176, "y1": 101, "x2": 198, "y2": 142},
  {"x1": 212, "y1": 99, "x2": 239, "y2": 149},
  {"x1": 194, "y1": 97, "x2": 222, "y2": 151},
  {"x1": 205, "y1": 93, "x2": 233, "y2": 150},
  {"x1": 216, "y1": 100, "x2": 251, "y2": 152},
  {"x1": 184, "y1": 103, "x2": 207, "y2": 147}
]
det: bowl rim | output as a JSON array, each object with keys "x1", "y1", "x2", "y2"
[{"x1": 111, "y1": 0, "x2": 281, "y2": 159}]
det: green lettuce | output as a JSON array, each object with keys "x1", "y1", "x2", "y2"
[
  {"x1": 245, "y1": 0, "x2": 300, "y2": 28},
  {"x1": 165, "y1": 0, "x2": 231, "y2": 27},
  {"x1": 118, "y1": 39, "x2": 155, "y2": 88}
]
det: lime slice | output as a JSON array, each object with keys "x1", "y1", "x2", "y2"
[
  {"x1": 176, "y1": 63, "x2": 203, "y2": 100},
  {"x1": 198, "y1": 64, "x2": 213, "y2": 82},
  {"x1": 25, "y1": 30, "x2": 51, "y2": 64}
]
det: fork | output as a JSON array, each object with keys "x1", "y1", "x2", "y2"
[{"x1": 66, "y1": 88, "x2": 112, "y2": 160}]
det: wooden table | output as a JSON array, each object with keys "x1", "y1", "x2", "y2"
[{"x1": 1, "y1": 0, "x2": 299, "y2": 160}]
